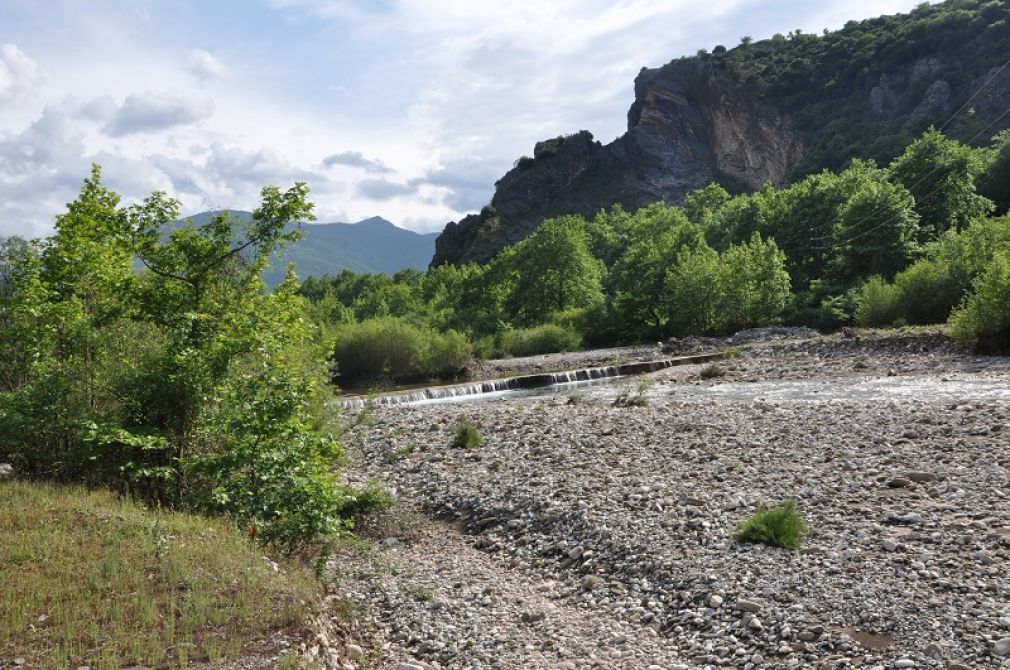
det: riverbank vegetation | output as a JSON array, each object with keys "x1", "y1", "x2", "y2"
[{"x1": 299, "y1": 127, "x2": 1010, "y2": 359}]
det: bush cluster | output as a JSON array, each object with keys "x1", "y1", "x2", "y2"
[
  {"x1": 497, "y1": 324, "x2": 582, "y2": 357},
  {"x1": 331, "y1": 317, "x2": 471, "y2": 384},
  {"x1": 0, "y1": 168, "x2": 360, "y2": 550}
]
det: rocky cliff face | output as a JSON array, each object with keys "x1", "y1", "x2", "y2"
[
  {"x1": 433, "y1": 60, "x2": 803, "y2": 266},
  {"x1": 433, "y1": 2, "x2": 1010, "y2": 267}
]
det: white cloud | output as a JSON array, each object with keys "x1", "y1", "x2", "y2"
[
  {"x1": 323, "y1": 150, "x2": 393, "y2": 174},
  {"x1": 186, "y1": 49, "x2": 231, "y2": 81},
  {"x1": 0, "y1": 44, "x2": 47, "y2": 106},
  {"x1": 104, "y1": 91, "x2": 214, "y2": 136},
  {"x1": 0, "y1": 0, "x2": 932, "y2": 240}
]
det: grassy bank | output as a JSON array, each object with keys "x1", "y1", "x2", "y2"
[{"x1": 0, "y1": 480, "x2": 318, "y2": 669}]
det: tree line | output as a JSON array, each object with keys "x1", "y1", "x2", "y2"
[{"x1": 300, "y1": 127, "x2": 1010, "y2": 376}]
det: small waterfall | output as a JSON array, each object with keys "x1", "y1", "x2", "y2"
[{"x1": 337, "y1": 352, "x2": 724, "y2": 409}]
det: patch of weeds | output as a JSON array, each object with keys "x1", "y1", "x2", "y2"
[
  {"x1": 722, "y1": 346, "x2": 743, "y2": 359},
  {"x1": 700, "y1": 364, "x2": 726, "y2": 379},
  {"x1": 735, "y1": 499, "x2": 810, "y2": 550},
  {"x1": 451, "y1": 416, "x2": 482, "y2": 450},
  {"x1": 337, "y1": 483, "x2": 394, "y2": 524},
  {"x1": 383, "y1": 444, "x2": 416, "y2": 463},
  {"x1": 403, "y1": 583, "x2": 434, "y2": 602},
  {"x1": 613, "y1": 380, "x2": 651, "y2": 407},
  {"x1": 352, "y1": 400, "x2": 378, "y2": 428}
]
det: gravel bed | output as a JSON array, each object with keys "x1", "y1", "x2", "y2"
[{"x1": 342, "y1": 333, "x2": 1010, "y2": 670}]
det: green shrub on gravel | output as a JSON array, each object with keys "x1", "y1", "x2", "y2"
[
  {"x1": 735, "y1": 499, "x2": 810, "y2": 550},
  {"x1": 331, "y1": 317, "x2": 471, "y2": 383},
  {"x1": 450, "y1": 416, "x2": 482, "y2": 450},
  {"x1": 700, "y1": 364, "x2": 726, "y2": 379},
  {"x1": 497, "y1": 324, "x2": 582, "y2": 357},
  {"x1": 854, "y1": 275, "x2": 903, "y2": 327}
]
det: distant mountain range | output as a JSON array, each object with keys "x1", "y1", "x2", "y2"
[{"x1": 180, "y1": 211, "x2": 438, "y2": 285}]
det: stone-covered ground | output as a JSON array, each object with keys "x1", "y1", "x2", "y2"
[{"x1": 334, "y1": 331, "x2": 1010, "y2": 670}]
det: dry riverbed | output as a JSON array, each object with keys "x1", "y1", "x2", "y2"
[{"x1": 335, "y1": 331, "x2": 1010, "y2": 670}]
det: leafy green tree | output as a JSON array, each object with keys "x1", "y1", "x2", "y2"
[
  {"x1": 0, "y1": 166, "x2": 350, "y2": 549},
  {"x1": 978, "y1": 130, "x2": 1010, "y2": 215},
  {"x1": 666, "y1": 245, "x2": 724, "y2": 335},
  {"x1": 720, "y1": 233, "x2": 793, "y2": 332},
  {"x1": 830, "y1": 179, "x2": 921, "y2": 283},
  {"x1": 888, "y1": 128, "x2": 994, "y2": 241},
  {"x1": 609, "y1": 206, "x2": 704, "y2": 336},
  {"x1": 504, "y1": 215, "x2": 604, "y2": 325}
]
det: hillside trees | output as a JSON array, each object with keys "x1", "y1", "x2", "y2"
[{"x1": 889, "y1": 128, "x2": 994, "y2": 240}]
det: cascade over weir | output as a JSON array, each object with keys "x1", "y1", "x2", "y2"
[{"x1": 338, "y1": 352, "x2": 725, "y2": 409}]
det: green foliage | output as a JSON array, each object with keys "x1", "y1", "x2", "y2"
[
  {"x1": 830, "y1": 179, "x2": 921, "y2": 283},
  {"x1": 503, "y1": 215, "x2": 604, "y2": 325},
  {"x1": 889, "y1": 128, "x2": 994, "y2": 240},
  {"x1": 497, "y1": 324, "x2": 582, "y2": 357},
  {"x1": 666, "y1": 235, "x2": 791, "y2": 336},
  {"x1": 979, "y1": 130, "x2": 1010, "y2": 215},
  {"x1": 735, "y1": 499, "x2": 811, "y2": 550},
  {"x1": 854, "y1": 275, "x2": 904, "y2": 326},
  {"x1": 330, "y1": 317, "x2": 471, "y2": 384},
  {"x1": 949, "y1": 250, "x2": 1010, "y2": 351},
  {"x1": 0, "y1": 166, "x2": 352, "y2": 551},
  {"x1": 450, "y1": 415, "x2": 482, "y2": 450},
  {"x1": 893, "y1": 258, "x2": 961, "y2": 324}
]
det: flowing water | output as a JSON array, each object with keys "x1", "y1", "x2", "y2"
[{"x1": 340, "y1": 370, "x2": 1010, "y2": 408}]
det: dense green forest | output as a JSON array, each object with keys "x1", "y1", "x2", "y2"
[
  {"x1": 299, "y1": 127, "x2": 1010, "y2": 383},
  {"x1": 693, "y1": 0, "x2": 1010, "y2": 176}
]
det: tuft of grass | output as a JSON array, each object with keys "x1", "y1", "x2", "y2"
[
  {"x1": 337, "y1": 483, "x2": 395, "y2": 523},
  {"x1": 383, "y1": 444, "x2": 416, "y2": 463},
  {"x1": 734, "y1": 499, "x2": 811, "y2": 550},
  {"x1": 722, "y1": 346, "x2": 743, "y2": 359},
  {"x1": 403, "y1": 583, "x2": 434, "y2": 602},
  {"x1": 612, "y1": 380, "x2": 652, "y2": 407},
  {"x1": 0, "y1": 480, "x2": 318, "y2": 669},
  {"x1": 700, "y1": 364, "x2": 726, "y2": 379},
  {"x1": 451, "y1": 415, "x2": 482, "y2": 450}
]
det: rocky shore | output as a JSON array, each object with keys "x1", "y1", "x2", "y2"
[{"x1": 338, "y1": 331, "x2": 1010, "y2": 669}]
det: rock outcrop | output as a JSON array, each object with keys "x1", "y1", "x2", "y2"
[
  {"x1": 433, "y1": 2, "x2": 1010, "y2": 267},
  {"x1": 433, "y1": 60, "x2": 803, "y2": 266}
]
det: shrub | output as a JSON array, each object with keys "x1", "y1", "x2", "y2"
[
  {"x1": 893, "y1": 258, "x2": 961, "y2": 325},
  {"x1": 331, "y1": 317, "x2": 471, "y2": 383},
  {"x1": 854, "y1": 275, "x2": 903, "y2": 327},
  {"x1": 700, "y1": 364, "x2": 726, "y2": 379},
  {"x1": 949, "y1": 251, "x2": 1010, "y2": 352},
  {"x1": 450, "y1": 416, "x2": 482, "y2": 450},
  {"x1": 735, "y1": 499, "x2": 810, "y2": 550},
  {"x1": 426, "y1": 329, "x2": 472, "y2": 378},
  {"x1": 497, "y1": 324, "x2": 582, "y2": 357}
]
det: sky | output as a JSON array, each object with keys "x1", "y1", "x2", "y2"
[{"x1": 0, "y1": 0, "x2": 928, "y2": 238}]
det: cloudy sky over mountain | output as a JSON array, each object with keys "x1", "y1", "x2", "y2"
[{"x1": 0, "y1": 0, "x2": 925, "y2": 237}]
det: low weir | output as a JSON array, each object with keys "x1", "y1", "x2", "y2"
[{"x1": 337, "y1": 352, "x2": 725, "y2": 409}]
